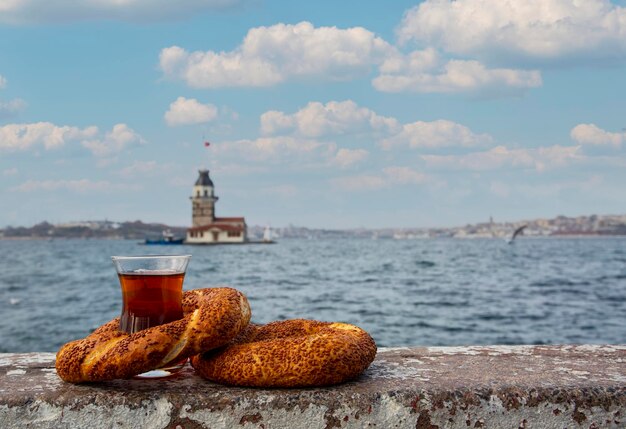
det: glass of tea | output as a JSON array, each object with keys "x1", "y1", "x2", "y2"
[{"x1": 111, "y1": 254, "x2": 191, "y2": 379}]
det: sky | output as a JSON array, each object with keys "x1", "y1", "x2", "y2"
[{"x1": 1, "y1": 0, "x2": 626, "y2": 229}]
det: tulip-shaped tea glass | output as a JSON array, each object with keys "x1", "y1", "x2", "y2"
[{"x1": 111, "y1": 254, "x2": 191, "y2": 379}]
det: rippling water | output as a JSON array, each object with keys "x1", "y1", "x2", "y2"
[{"x1": 0, "y1": 237, "x2": 624, "y2": 352}]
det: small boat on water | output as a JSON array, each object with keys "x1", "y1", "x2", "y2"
[{"x1": 144, "y1": 230, "x2": 185, "y2": 245}]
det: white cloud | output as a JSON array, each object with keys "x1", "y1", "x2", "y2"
[
  {"x1": 164, "y1": 97, "x2": 218, "y2": 127},
  {"x1": 384, "y1": 166, "x2": 429, "y2": 184},
  {"x1": 422, "y1": 145, "x2": 582, "y2": 171},
  {"x1": 570, "y1": 123, "x2": 625, "y2": 147},
  {"x1": 374, "y1": 55, "x2": 542, "y2": 94},
  {"x1": 0, "y1": 0, "x2": 242, "y2": 24},
  {"x1": 213, "y1": 136, "x2": 334, "y2": 163},
  {"x1": 0, "y1": 76, "x2": 27, "y2": 118},
  {"x1": 381, "y1": 119, "x2": 493, "y2": 150},
  {"x1": 260, "y1": 111, "x2": 294, "y2": 135},
  {"x1": 213, "y1": 135, "x2": 369, "y2": 169},
  {"x1": 0, "y1": 122, "x2": 144, "y2": 156},
  {"x1": 332, "y1": 148, "x2": 369, "y2": 168},
  {"x1": 332, "y1": 166, "x2": 429, "y2": 191},
  {"x1": 254, "y1": 100, "x2": 394, "y2": 168},
  {"x1": 0, "y1": 122, "x2": 98, "y2": 151},
  {"x1": 159, "y1": 21, "x2": 393, "y2": 88},
  {"x1": 0, "y1": 98, "x2": 27, "y2": 118},
  {"x1": 10, "y1": 179, "x2": 140, "y2": 193},
  {"x1": 252, "y1": 101, "x2": 492, "y2": 170},
  {"x1": 378, "y1": 47, "x2": 440, "y2": 74},
  {"x1": 81, "y1": 124, "x2": 145, "y2": 156},
  {"x1": 397, "y1": 0, "x2": 626, "y2": 64},
  {"x1": 261, "y1": 100, "x2": 399, "y2": 137},
  {"x1": 158, "y1": 21, "x2": 546, "y2": 96}
]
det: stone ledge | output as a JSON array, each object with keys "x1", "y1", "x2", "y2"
[{"x1": 1, "y1": 345, "x2": 625, "y2": 428}]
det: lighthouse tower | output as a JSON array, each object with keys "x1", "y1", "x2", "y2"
[
  {"x1": 191, "y1": 169, "x2": 218, "y2": 227},
  {"x1": 186, "y1": 169, "x2": 247, "y2": 244}
]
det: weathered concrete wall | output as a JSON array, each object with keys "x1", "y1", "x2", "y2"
[{"x1": 1, "y1": 345, "x2": 624, "y2": 428}]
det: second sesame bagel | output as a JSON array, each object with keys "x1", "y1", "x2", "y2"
[{"x1": 191, "y1": 319, "x2": 377, "y2": 387}]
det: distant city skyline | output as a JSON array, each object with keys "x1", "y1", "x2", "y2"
[{"x1": 1, "y1": 0, "x2": 626, "y2": 228}]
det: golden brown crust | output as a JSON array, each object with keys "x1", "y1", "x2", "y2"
[
  {"x1": 191, "y1": 319, "x2": 377, "y2": 388},
  {"x1": 56, "y1": 287, "x2": 251, "y2": 383}
]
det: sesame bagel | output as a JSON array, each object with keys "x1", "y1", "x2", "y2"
[
  {"x1": 191, "y1": 319, "x2": 377, "y2": 387},
  {"x1": 56, "y1": 287, "x2": 251, "y2": 383}
]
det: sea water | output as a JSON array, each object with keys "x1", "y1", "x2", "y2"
[{"x1": 0, "y1": 237, "x2": 624, "y2": 352}]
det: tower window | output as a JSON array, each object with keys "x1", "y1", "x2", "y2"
[
  {"x1": 196, "y1": 190, "x2": 200, "y2": 197},
  {"x1": 204, "y1": 189, "x2": 208, "y2": 197}
]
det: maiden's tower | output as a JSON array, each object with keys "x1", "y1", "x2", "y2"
[{"x1": 186, "y1": 170, "x2": 247, "y2": 244}]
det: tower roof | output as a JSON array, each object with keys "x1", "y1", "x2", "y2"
[{"x1": 195, "y1": 169, "x2": 214, "y2": 187}]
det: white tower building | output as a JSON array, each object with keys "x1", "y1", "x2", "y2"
[{"x1": 186, "y1": 170, "x2": 247, "y2": 244}]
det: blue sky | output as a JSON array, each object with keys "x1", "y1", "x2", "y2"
[{"x1": 1, "y1": 0, "x2": 625, "y2": 229}]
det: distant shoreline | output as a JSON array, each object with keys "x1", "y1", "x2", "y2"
[
  {"x1": 0, "y1": 236, "x2": 129, "y2": 241},
  {"x1": 1, "y1": 214, "x2": 625, "y2": 241},
  {"x1": 2, "y1": 234, "x2": 626, "y2": 242}
]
